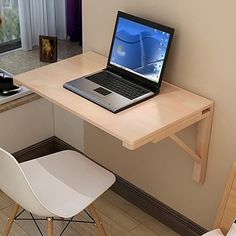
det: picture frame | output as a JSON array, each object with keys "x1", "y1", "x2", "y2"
[{"x1": 39, "y1": 35, "x2": 57, "y2": 63}]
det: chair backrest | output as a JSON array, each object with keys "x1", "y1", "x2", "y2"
[
  {"x1": 0, "y1": 148, "x2": 52, "y2": 216},
  {"x1": 214, "y1": 162, "x2": 236, "y2": 234}
]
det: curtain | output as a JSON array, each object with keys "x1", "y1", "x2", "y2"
[
  {"x1": 18, "y1": 0, "x2": 66, "y2": 51},
  {"x1": 66, "y1": 0, "x2": 82, "y2": 43}
]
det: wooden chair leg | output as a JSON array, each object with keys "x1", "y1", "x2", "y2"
[
  {"x1": 87, "y1": 204, "x2": 107, "y2": 236},
  {"x1": 2, "y1": 203, "x2": 19, "y2": 236},
  {"x1": 47, "y1": 217, "x2": 53, "y2": 236}
]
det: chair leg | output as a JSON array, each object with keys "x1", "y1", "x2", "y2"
[
  {"x1": 47, "y1": 217, "x2": 53, "y2": 236},
  {"x1": 2, "y1": 203, "x2": 19, "y2": 236},
  {"x1": 87, "y1": 204, "x2": 107, "y2": 236}
]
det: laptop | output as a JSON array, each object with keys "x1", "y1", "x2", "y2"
[{"x1": 64, "y1": 11, "x2": 174, "y2": 113}]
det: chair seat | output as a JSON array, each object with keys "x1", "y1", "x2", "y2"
[
  {"x1": 20, "y1": 150, "x2": 115, "y2": 218},
  {"x1": 202, "y1": 229, "x2": 225, "y2": 236}
]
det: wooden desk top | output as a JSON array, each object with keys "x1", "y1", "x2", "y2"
[{"x1": 14, "y1": 51, "x2": 213, "y2": 150}]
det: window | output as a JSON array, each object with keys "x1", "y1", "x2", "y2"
[{"x1": 0, "y1": 0, "x2": 21, "y2": 53}]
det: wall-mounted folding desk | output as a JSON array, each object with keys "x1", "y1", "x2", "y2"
[{"x1": 14, "y1": 51, "x2": 214, "y2": 184}]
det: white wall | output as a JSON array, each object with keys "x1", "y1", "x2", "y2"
[
  {"x1": 0, "y1": 98, "x2": 84, "y2": 156},
  {"x1": 0, "y1": 99, "x2": 54, "y2": 153},
  {"x1": 82, "y1": 0, "x2": 236, "y2": 229},
  {"x1": 0, "y1": 98, "x2": 84, "y2": 157},
  {"x1": 54, "y1": 105, "x2": 84, "y2": 152}
]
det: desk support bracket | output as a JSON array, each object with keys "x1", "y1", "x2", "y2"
[
  {"x1": 170, "y1": 134, "x2": 201, "y2": 163},
  {"x1": 169, "y1": 107, "x2": 214, "y2": 184},
  {"x1": 149, "y1": 106, "x2": 213, "y2": 184},
  {"x1": 193, "y1": 107, "x2": 213, "y2": 184}
]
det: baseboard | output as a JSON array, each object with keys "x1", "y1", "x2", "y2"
[
  {"x1": 13, "y1": 137, "x2": 56, "y2": 163},
  {"x1": 111, "y1": 175, "x2": 207, "y2": 236},
  {"x1": 13, "y1": 136, "x2": 207, "y2": 236}
]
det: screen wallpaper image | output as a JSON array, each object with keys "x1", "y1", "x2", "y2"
[{"x1": 110, "y1": 17, "x2": 171, "y2": 83}]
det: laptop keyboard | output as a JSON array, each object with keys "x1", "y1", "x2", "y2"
[{"x1": 86, "y1": 71, "x2": 149, "y2": 100}]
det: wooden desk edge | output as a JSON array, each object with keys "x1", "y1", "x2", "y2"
[
  {"x1": 123, "y1": 102, "x2": 214, "y2": 185},
  {"x1": 123, "y1": 103, "x2": 214, "y2": 150}
]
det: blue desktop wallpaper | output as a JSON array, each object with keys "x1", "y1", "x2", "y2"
[{"x1": 110, "y1": 17, "x2": 170, "y2": 83}]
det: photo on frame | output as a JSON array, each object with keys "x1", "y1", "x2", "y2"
[{"x1": 39, "y1": 35, "x2": 57, "y2": 63}]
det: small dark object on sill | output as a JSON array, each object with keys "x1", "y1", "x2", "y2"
[{"x1": 0, "y1": 70, "x2": 21, "y2": 96}]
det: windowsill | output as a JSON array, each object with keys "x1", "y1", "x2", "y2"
[
  {"x1": 0, "y1": 86, "x2": 32, "y2": 105},
  {"x1": 0, "y1": 69, "x2": 40, "y2": 113},
  {"x1": 0, "y1": 39, "x2": 22, "y2": 54},
  {"x1": 0, "y1": 92, "x2": 40, "y2": 113},
  {"x1": 0, "y1": 40, "x2": 82, "y2": 113}
]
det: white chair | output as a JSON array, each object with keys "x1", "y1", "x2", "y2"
[{"x1": 0, "y1": 148, "x2": 116, "y2": 236}]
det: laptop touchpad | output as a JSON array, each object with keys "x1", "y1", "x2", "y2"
[{"x1": 94, "y1": 87, "x2": 111, "y2": 96}]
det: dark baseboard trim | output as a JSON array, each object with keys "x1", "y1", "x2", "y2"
[
  {"x1": 53, "y1": 136, "x2": 78, "y2": 152},
  {"x1": 13, "y1": 137, "x2": 56, "y2": 163},
  {"x1": 111, "y1": 175, "x2": 207, "y2": 236},
  {"x1": 13, "y1": 136, "x2": 207, "y2": 236}
]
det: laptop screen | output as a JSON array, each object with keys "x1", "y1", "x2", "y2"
[{"x1": 108, "y1": 12, "x2": 174, "y2": 87}]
